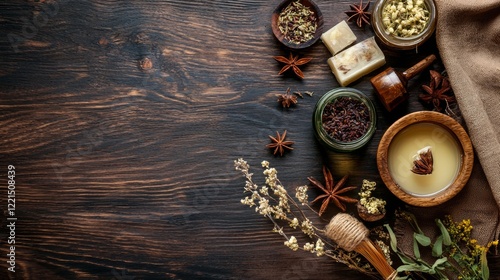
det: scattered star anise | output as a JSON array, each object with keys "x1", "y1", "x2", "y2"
[
  {"x1": 419, "y1": 70, "x2": 456, "y2": 112},
  {"x1": 308, "y1": 166, "x2": 358, "y2": 216},
  {"x1": 411, "y1": 146, "x2": 433, "y2": 175},
  {"x1": 273, "y1": 53, "x2": 312, "y2": 79},
  {"x1": 277, "y1": 88, "x2": 298, "y2": 108},
  {"x1": 266, "y1": 130, "x2": 294, "y2": 156},
  {"x1": 345, "y1": 0, "x2": 371, "y2": 28}
]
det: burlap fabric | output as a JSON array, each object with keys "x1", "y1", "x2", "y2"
[{"x1": 394, "y1": 0, "x2": 500, "y2": 257}]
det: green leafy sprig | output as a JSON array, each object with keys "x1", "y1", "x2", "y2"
[{"x1": 384, "y1": 211, "x2": 498, "y2": 280}]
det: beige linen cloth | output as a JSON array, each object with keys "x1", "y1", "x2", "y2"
[{"x1": 395, "y1": 0, "x2": 500, "y2": 254}]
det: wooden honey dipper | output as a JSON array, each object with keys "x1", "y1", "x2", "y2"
[
  {"x1": 326, "y1": 213, "x2": 396, "y2": 279},
  {"x1": 370, "y1": 54, "x2": 437, "y2": 112}
]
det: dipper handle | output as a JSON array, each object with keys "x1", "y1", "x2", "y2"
[
  {"x1": 402, "y1": 54, "x2": 437, "y2": 81},
  {"x1": 326, "y1": 214, "x2": 396, "y2": 279},
  {"x1": 356, "y1": 239, "x2": 396, "y2": 280}
]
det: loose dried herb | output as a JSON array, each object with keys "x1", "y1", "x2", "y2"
[
  {"x1": 304, "y1": 91, "x2": 314, "y2": 97},
  {"x1": 278, "y1": 1, "x2": 318, "y2": 44},
  {"x1": 322, "y1": 97, "x2": 371, "y2": 142},
  {"x1": 293, "y1": 91, "x2": 304, "y2": 98}
]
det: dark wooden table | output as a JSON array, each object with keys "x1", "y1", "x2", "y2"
[{"x1": 1, "y1": 0, "x2": 499, "y2": 279}]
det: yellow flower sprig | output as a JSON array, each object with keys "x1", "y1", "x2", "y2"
[{"x1": 443, "y1": 216, "x2": 499, "y2": 280}]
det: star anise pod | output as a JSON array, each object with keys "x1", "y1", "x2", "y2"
[
  {"x1": 345, "y1": 0, "x2": 371, "y2": 28},
  {"x1": 308, "y1": 166, "x2": 358, "y2": 216},
  {"x1": 277, "y1": 88, "x2": 298, "y2": 108},
  {"x1": 273, "y1": 53, "x2": 312, "y2": 79},
  {"x1": 266, "y1": 130, "x2": 294, "y2": 156},
  {"x1": 419, "y1": 70, "x2": 456, "y2": 112},
  {"x1": 411, "y1": 146, "x2": 433, "y2": 175}
]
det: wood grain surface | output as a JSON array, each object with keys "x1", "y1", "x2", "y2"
[{"x1": 1, "y1": 0, "x2": 498, "y2": 279}]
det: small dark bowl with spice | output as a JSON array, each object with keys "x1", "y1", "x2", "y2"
[
  {"x1": 271, "y1": 0, "x2": 324, "y2": 49},
  {"x1": 313, "y1": 88, "x2": 377, "y2": 152}
]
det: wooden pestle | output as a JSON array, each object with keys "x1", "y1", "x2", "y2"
[
  {"x1": 326, "y1": 213, "x2": 396, "y2": 280},
  {"x1": 370, "y1": 54, "x2": 437, "y2": 112}
]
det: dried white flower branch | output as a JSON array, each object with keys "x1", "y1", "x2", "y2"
[{"x1": 234, "y1": 158, "x2": 380, "y2": 278}]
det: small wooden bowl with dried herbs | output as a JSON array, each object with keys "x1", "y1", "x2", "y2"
[{"x1": 271, "y1": 0, "x2": 324, "y2": 49}]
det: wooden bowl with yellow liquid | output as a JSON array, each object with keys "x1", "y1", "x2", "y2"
[{"x1": 377, "y1": 111, "x2": 474, "y2": 207}]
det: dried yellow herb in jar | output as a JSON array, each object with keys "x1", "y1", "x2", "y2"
[{"x1": 381, "y1": 0, "x2": 430, "y2": 38}]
